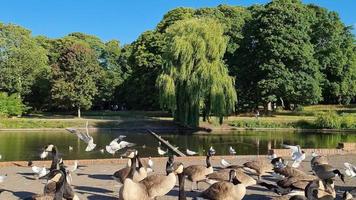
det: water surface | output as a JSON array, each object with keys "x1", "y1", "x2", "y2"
[{"x1": 0, "y1": 130, "x2": 355, "y2": 161}]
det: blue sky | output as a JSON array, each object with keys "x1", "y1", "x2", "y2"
[{"x1": 1, "y1": 0, "x2": 355, "y2": 44}]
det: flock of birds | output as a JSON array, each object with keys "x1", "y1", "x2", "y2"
[{"x1": 0, "y1": 124, "x2": 356, "y2": 200}]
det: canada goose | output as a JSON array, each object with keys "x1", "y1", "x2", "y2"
[
  {"x1": 206, "y1": 168, "x2": 256, "y2": 187},
  {"x1": 305, "y1": 179, "x2": 336, "y2": 200},
  {"x1": 311, "y1": 156, "x2": 328, "y2": 168},
  {"x1": 200, "y1": 169, "x2": 246, "y2": 200},
  {"x1": 271, "y1": 195, "x2": 307, "y2": 200},
  {"x1": 243, "y1": 160, "x2": 273, "y2": 179},
  {"x1": 178, "y1": 169, "x2": 187, "y2": 200},
  {"x1": 312, "y1": 164, "x2": 345, "y2": 182},
  {"x1": 229, "y1": 146, "x2": 236, "y2": 155},
  {"x1": 140, "y1": 157, "x2": 184, "y2": 199},
  {"x1": 119, "y1": 150, "x2": 150, "y2": 200},
  {"x1": 106, "y1": 137, "x2": 135, "y2": 155},
  {"x1": 273, "y1": 165, "x2": 310, "y2": 179},
  {"x1": 271, "y1": 157, "x2": 287, "y2": 169},
  {"x1": 42, "y1": 144, "x2": 61, "y2": 171},
  {"x1": 344, "y1": 162, "x2": 356, "y2": 177},
  {"x1": 186, "y1": 149, "x2": 198, "y2": 156},
  {"x1": 66, "y1": 121, "x2": 96, "y2": 151},
  {"x1": 268, "y1": 153, "x2": 278, "y2": 160},
  {"x1": 342, "y1": 191, "x2": 354, "y2": 200},
  {"x1": 184, "y1": 149, "x2": 215, "y2": 190},
  {"x1": 282, "y1": 144, "x2": 306, "y2": 168},
  {"x1": 113, "y1": 150, "x2": 147, "y2": 184}
]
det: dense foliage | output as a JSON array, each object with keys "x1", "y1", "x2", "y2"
[
  {"x1": 0, "y1": 92, "x2": 26, "y2": 117},
  {"x1": 0, "y1": 0, "x2": 354, "y2": 126}
]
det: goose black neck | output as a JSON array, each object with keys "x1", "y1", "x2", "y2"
[
  {"x1": 178, "y1": 173, "x2": 186, "y2": 200},
  {"x1": 206, "y1": 154, "x2": 211, "y2": 168},
  {"x1": 128, "y1": 156, "x2": 137, "y2": 179},
  {"x1": 136, "y1": 155, "x2": 143, "y2": 169}
]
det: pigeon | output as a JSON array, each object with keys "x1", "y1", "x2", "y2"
[
  {"x1": 66, "y1": 121, "x2": 96, "y2": 151},
  {"x1": 186, "y1": 149, "x2": 198, "y2": 156}
]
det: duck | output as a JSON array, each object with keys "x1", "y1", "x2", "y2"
[
  {"x1": 140, "y1": 156, "x2": 184, "y2": 199},
  {"x1": 200, "y1": 169, "x2": 246, "y2": 200},
  {"x1": 205, "y1": 167, "x2": 256, "y2": 187},
  {"x1": 183, "y1": 148, "x2": 215, "y2": 190},
  {"x1": 243, "y1": 159, "x2": 273, "y2": 179},
  {"x1": 119, "y1": 150, "x2": 150, "y2": 200},
  {"x1": 312, "y1": 163, "x2": 345, "y2": 182}
]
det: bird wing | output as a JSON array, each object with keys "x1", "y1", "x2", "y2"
[
  {"x1": 66, "y1": 128, "x2": 89, "y2": 143},
  {"x1": 106, "y1": 145, "x2": 116, "y2": 154},
  {"x1": 282, "y1": 144, "x2": 299, "y2": 153},
  {"x1": 85, "y1": 140, "x2": 96, "y2": 152}
]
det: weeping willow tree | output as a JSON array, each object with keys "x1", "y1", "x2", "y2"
[{"x1": 157, "y1": 18, "x2": 237, "y2": 127}]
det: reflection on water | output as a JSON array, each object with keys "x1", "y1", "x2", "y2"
[{"x1": 0, "y1": 130, "x2": 355, "y2": 161}]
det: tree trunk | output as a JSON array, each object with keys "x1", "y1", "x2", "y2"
[{"x1": 78, "y1": 106, "x2": 81, "y2": 118}]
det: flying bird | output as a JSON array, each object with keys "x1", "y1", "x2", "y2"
[
  {"x1": 282, "y1": 144, "x2": 306, "y2": 168},
  {"x1": 66, "y1": 121, "x2": 96, "y2": 151},
  {"x1": 106, "y1": 136, "x2": 135, "y2": 155}
]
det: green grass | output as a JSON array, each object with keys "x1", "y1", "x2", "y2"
[{"x1": 1, "y1": 105, "x2": 356, "y2": 129}]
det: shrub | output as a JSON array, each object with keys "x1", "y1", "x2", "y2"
[
  {"x1": 0, "y1": 92, "x2": 26, "y2": 117},
  {"x1": 315, "y1": 111, "x2": 341, "y2": 129},
  {"x1": 341, "y1": 114, "x2": 355, "y2": 129}
]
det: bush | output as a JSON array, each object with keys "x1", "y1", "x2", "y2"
[
  {"x1": 315, "y1": 111, "x2": 341, "y2": 129},
  {"x1": 341, "y1": 114, "x2": 356, "y2": 129},
  {"x1": 0, "y1": 92, "x2": 26, "y2": 117}
]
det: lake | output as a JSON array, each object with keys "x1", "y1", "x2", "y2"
[{"x1": 0, "y1": 130, "x2": 355, "y2": 161}]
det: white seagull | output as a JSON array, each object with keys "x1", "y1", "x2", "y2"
[
  {"x1": 106, "y1": 136, "x2": 135, "y2": 155},
  {"x1": 220, "y1": 158, "x2": 231, "y2": 167},
  {"x1": 186, "y1": 149, "x2": 198, "y2": 156},
  {"x1": 157, "y1": 146, "x2": 168, "y2": 156},
  {"x1": 32, "y1": 166, "x2": 49, "y2": 178},
  {"x1": 282, "y1": 144, "x2": 306, "y2": 168},
  {"x1": 344, "y1": 162, "x2": 356, "y2": 177},
  {"x1": 0, "y1": 174, "x2": 7, "y2": 183},
  {"x1": 229, "y1": 146, "x2": 236, "y2": 155},
  {"x1": 66, "y1": 121, "x2": 96, "y2": 151}
]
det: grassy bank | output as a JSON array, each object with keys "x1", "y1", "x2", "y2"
[{"x1": 0, "y1": 105, "x2": 355, "y2": 130}]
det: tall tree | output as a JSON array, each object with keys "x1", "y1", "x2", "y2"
[
  {"x1": 157, "y1": 18, "x2": 237, "y2": 127},
  {"x1": 51, "y1": 42, "x2": 100, "y2": 117},
  {"x1": 308, "y1": 5, "x2": 356, "y2": 104},
  {"x1": 0, "y1": 23, "x2": 49, "y2": 98},
  {"x1": 234, "y1": 0, "x2": 322, "y2": 109}
]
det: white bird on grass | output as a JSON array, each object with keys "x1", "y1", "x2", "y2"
[
  {"x1": 0, "y1": 174, "x2": 7, "y2": 183},
  {"x1": 66, "y1": 121, "x2": 96, "y2": 151},
  {"x1": 32, "y1": 166, "x2": 49, "y2": 178},
  {"x1": 229, "y1": 146, "x2": 236, "y2": 155},
  {"x1": 344, "y1": 162, "x2": 356, "y2": 177},
  {"x1": 106, "y1": 136, "x2": 135, "y2": 155},
  {"x1": 220, "y1": 158, "x2": 231, "y2": 167},
  {"x1": 186, "y1": 149, "x2": 198, "y2": 156},
  {"x1": 282, "y1": 144, "x2": 306, "y2": 168},
  {"x1": 157, "y1": 146, "x2": 168, "y2": 156}
]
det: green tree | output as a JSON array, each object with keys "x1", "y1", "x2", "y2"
[
  {"x1": 157, "y1": 18, "x2": 237, "y2": 127},
  {"x1": 308, "y1": 5, "x2": 356, "y2": 104},
  {"x1": 0, "y1": 92, "x2": 26, "y2": 117},
  {"x1": 234, "y1": 0, "x2": 322, "y2": 109},
  {"x1": 0, "y1": 23, "x2": 49, "y2": 98},
  {"x1": 51, "y1": 42, "x2": 100, "y2": 117}
]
